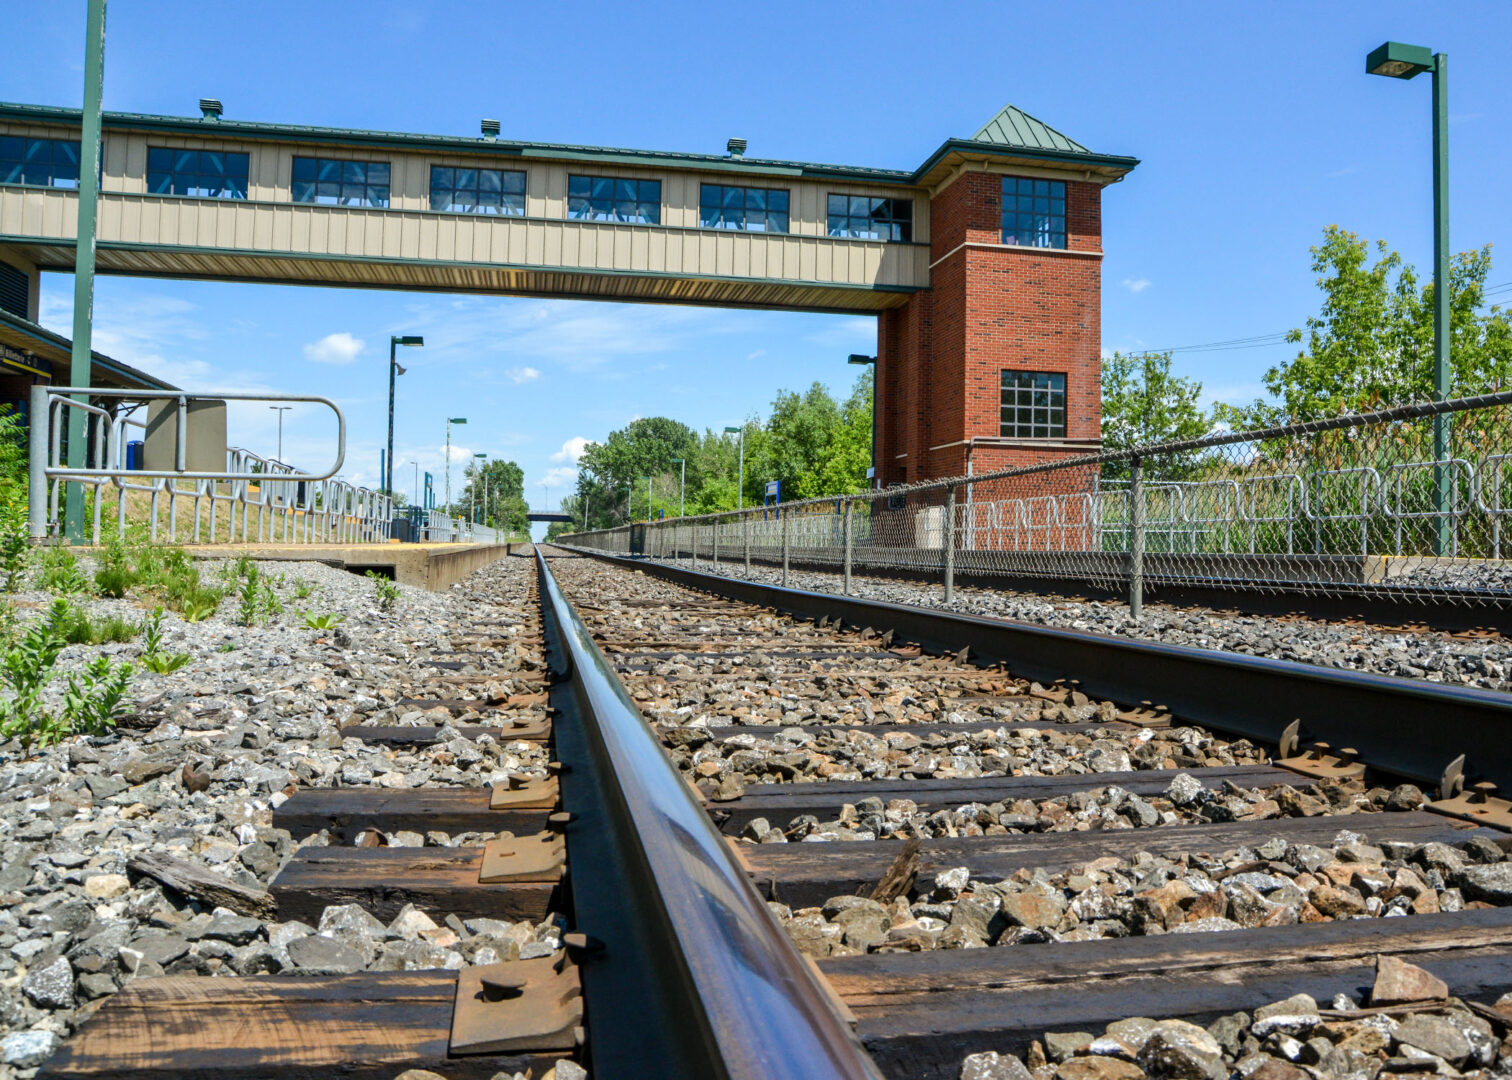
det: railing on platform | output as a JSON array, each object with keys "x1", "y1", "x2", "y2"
[
  {"x1": 28, "y1": 385, "x2": 394, "y2": 545},
  {"x1": 560, "y1": 391, "x2": 1512, "y2": 613}
]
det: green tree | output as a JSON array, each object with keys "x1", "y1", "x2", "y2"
[
  {"x1": 1100, "y1": 352, "x2": 1212, "y2": 479},
  {"x1": 457, "y1": 459, "x2": 528, "y2": 533},
  {"x1": 1218, "y1": 226, "x2": 1512, "y2": 431}
]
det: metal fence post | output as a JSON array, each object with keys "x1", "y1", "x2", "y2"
[
  {"x1": 712, "y1": 518, "x2": 720, "y2": 568},
  {"x1": 28, "y1": 385, "x2": 49, "y2": 538},
  {"x1": 1129, "y1": 456, "x2": 1145, "y2": 620},
  {"x1": 743, "y1": 513, "x2": 751, "y2": 575},
  {"x1": 943, "y1": 485, "x2": 957, "y2": 604},
  {"x1": 842, "y1": 499, "x2": 854, "y2": 596},
  {"x1": 781, "y1": 510, "x2": 790, "y2": 587}
]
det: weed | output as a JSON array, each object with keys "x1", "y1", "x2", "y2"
[
  {"x1": 179, "y1": 592, "x2": 221, "y2": 622},
  {"x1": 0, "y1": 507, "x2": 28, "y2": 593},
  {"x1": 36, "y1": 548, "x2": 91, "y2": 595},
  {"x1": 292, "y1": 578, "x2": 315, "y2": 600},
  {"x1": 62, "y1": 655, "x2": 134, "y2": 735},
  {"x1": 367, "y1": 570, "x2": 401, "y2": 613},
  {"x1": 93, "y1": 565, "x2": 138, "y2": 599},
  {"x1": 140, "y1": 608, "x2": 192, "y2": 674},
  {"x1": 216, "y1": 642, "x2": 236, "y2": 653},
  {"x1": 238, "y1": 567, "x2": 263, "y2": 626},
  {"x1": 89, "y1": 615, "x2": 140, "y2": 645},
  {"x1": 0, "y1": 602, "x2": 69, "y2": 751},
  {"x1": 301, "y1": 611, "x2": 346, "y2": 630}
]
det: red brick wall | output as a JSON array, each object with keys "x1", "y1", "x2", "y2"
[{"x1": 876, "y1": 171, "x2": 1105, "y2": 489}]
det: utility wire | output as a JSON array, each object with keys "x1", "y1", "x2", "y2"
[{"x1": 1135, "y1": 279, "x2": 1512, "y2": 356}]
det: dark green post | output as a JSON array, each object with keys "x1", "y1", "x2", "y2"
[
  {"x1": 1366, "y1": 41, "x2": 1452, "y2": 555},
  {"x1": 65, "y1": 0, "x2": 107, "y2": 541}
]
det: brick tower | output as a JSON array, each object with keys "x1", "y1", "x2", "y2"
[{"x1": 876, "y1": 105, "x2": 1138, "y2": 487}]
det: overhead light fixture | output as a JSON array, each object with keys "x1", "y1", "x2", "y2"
[
  {"x1": 1366, "y1": 41, "x2": 1434, "y2": 79},
  {"x1": 848, "y1": 353, "x2": 876, "y2": 365}
]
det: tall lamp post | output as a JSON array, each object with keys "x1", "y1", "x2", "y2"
[
  {"x1": 722, "y1": 426, "x2": 744, "y2": 510},
  {"x1": 387, "y1": 335, "x2": 423, "y2": 497},
  {"x1": 642, "y1": 475, "x2": 652, "y2": 521},
  {"x1": 1366, "y1": 41, "x2": 1450, "y2": 555},
  {"x1": 268, "y1": 406, "x2": 291, "y2": 462},
  {"x1": 445, "y1": 417, "x2": 467, "y2": 513},
  {"x1": 472, "y1": 452, "x2": 487, "y2": 524},
  {"x1": 670, "y1": 457, "x2": 685, "y2": 517},
  {"x1": 848, "y1": 354, "x2": 877, "y2": 488}
]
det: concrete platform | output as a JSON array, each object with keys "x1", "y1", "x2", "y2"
[{"x1": 180, "y1": 542, "x2": 519, "y2": 591}]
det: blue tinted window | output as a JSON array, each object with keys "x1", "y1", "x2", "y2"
[
  {"x1": 145, "y1": 146, "x2": 249, "y2": 199},
  {"x1": 0, "y1": 137, "x2": 84, "y2": 189},
  {"x1": 699, "y1": 184, "x2": 789, "y2": 233},
  {"x1": 566, "y1": 175, "x2": 660, "y2": 224},
  {"x1": 826, "y1": 194, "x2": 912, "y2": 242},
  {"x1": 291, "y1": 156, "x2": 389, "y2": 207},
  {"x1": 1000, "y1": 370, "x2": 1066, "y2": 438},
  {"x1": 1000, "y1": 177, "x2": 1066, "y2": 248},
  {"x1": 430, "y1": 165, "x2": 525, "y2": 215}
]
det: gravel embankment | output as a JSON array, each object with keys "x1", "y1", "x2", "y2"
[
  {"x1": 0, "y1": 553, "x2": 552, "y2": 1074},
  {"x1": 650, "y1": 557, "x2": 1511, "y2": 691}
]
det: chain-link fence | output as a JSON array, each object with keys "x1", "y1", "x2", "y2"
[{"x1": 560, "y1": 391, "x2": 1512, "y2": 613}]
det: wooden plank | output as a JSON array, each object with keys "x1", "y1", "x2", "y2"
[
  {"x1": 37, "y1": 971, "x2": 560, "y2": 1080},
  {"x1": 820, "y1": 907, "x2": 1512, "y2": 1080},
  {"x1": 271, "y1": 845, "x2": 558, "y2": 925},
  {"x1": 340, "y1": 724, "x2": 501, "y2": 746},
  {"x1": 273, "y1": 788, "x2": 547, "y2": 841},
  {"x1": 745, "y1": 810, "x2": 1487, "y2": 908},
  {"x1": 709, "y1": 765, "x2": 1304, "y2": 834}
]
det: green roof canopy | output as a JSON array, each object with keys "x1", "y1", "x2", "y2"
[{"x1": 971, "y1": 103, "x2": 1091, "y2": 155}]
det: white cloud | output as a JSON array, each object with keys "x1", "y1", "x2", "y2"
[
  {"x1": 551, "y1": 436, "x2": 589, "y2": 464},
  {"x1": 303, "y1": 332, "x2": 366, "y2": 365},
  {"x1": 540, "y1": 466, "x2": 578, "y2": 489},
  {"x1": 1121, "y1": 277, "x2": 1152, "y2": 294},
  {"x1": 507, "y1": 366, "x2": 540, "y2": 384}
]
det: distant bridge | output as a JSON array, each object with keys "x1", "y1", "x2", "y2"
[{"x1": 527, "y1": 508, "x2": 572, "y2": 523}]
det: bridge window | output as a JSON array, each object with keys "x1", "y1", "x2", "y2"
[
  {"x1": 291, "y1": 156, "x2": 390, "y2": 208},
  {"x1": 1001, "y1": 177, "x2": 1066, "y2": 249},
  {"x1": 1000, "y1": 370, "x2": 1066, "y2": 439},
  {"x1": 826, "y1": 195, "x2": 912, "y2": 242},
  {"x1": 0, "y1": 136, "x2": 82, "y2": 189},
  {"x1": 566, "y1": 176, "x2": 661, "y2": 224},
  {"x1": 430, "y1": 166, "x2": 525, "y2": 215},
  {"x1": 147, "y1": 147, "x2": 249, "y2": 199},
  {"x1": 699, "y1": 184, "x2": 789, "y2": 233}
]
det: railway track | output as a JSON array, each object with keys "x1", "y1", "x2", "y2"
[{"x1": 35, "y1": 544, "x2": 1512, "y2": 1080}]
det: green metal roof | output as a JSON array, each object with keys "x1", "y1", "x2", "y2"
[
  {"x1": 971, "y1": 103, "x2": 1091, "y2": 155},
  {"x1": 0, "y1": 99, "x2": 1137, "y2": 186}
]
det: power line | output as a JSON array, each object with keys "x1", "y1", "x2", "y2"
[{"x1": 1134, "y1": 279, "x2": 1512, "y2": 356}]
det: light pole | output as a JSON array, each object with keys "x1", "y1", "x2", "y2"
[
  {"x1": 403, "y1": 459, "x2": 419, "y2": 507},
  {"x1": 472, "y1": 452, "x2": 487, "y2": 524},
  {"x1": 722, "y1": 426, "x2": 744, "y2": 510},
  {"x1": 643, "y1": 475, "x2": 652, "y2": 520},
  {"x1": 670, "y1": 457, "x2": 685, "y2": 517},
  {"x1": 387, "y1": 335, "x2": 423, "y2": 496},
  {"x1": 849, "y1": 353, "x2": 877, "y2": 488},
  {"x1": 445, "y1": 417, "x2": 466, "y2": 513},
  {"x1": 1366, "y1": 41, "x2": 1450, "y2": 555},
  {"x1": 268, "y1": 406, "x2": 291, "y2": 462}
]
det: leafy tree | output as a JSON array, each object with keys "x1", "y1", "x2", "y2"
[
  {"x1": 1100, "y1": 352, "x2": 1212, "y2": 479},
  {"x1": 457, "y1": 458, "x2": 527, "y2": 532},
  {"x1": 1218, "y1": 226, "x2": 1512, "y2": 431}
]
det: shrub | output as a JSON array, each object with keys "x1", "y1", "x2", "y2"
[
  {"x1": 62, "y1": 655, "x2": 133, "y2": 735},
  {"x1": 367, "y1": 570, "x2": 401, "y2": 613},
  {"x1": 140, "y1": 608, "x2": 192, "y2": 674}
]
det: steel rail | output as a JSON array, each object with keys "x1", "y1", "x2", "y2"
[
  {"x1": 552, "y1": 546, "x2": 1512, "y2": 791},
  {"x1": 534, "y1": 549, "x2": 883, "y2": 1080}
]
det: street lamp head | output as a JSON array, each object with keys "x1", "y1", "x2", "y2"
[
  {"x1": 394, "y1": 335, "x2": 425, "y2": 347},
  {"x1": 450, "y1": 417, "x2": 467, "y2": 424},
  {"x1": 847, "y1": 353, "x2": 877, "y2": 366},
  {"x1": 474, "y1": 452, "x2": 487, "y2": 459},
  {"x1": 723, "y1": 426, "x2": 740, "y2": 433},
  {"x1": 1367, "y1": 41, "x2": 1434, "y2": 79},
  {"x1": 670, "y1": 457, "x2": 683, "y2": 463}
]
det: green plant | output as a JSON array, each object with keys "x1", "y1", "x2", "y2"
[
  {"x1": 367, "y1": 570, "x2": 401, "y2": 613},
  {"x1": 259, "y1": 581, "x2": 283, "y2": 619},
  {"x1": 0, "y1": 602, "x2": 68, "y2": 751},
  {"x1": 36, "y1": 548, "x2": 91, "y2": 595},
  {"x1": 238, "y1": 567, "x2": 263, "y2": 626},
  {"x1": 301, "y1": 611, "x2": 346, "y2": 630},
  {"x1": 292, "y1": 578, "x2": 315, "y2": 600},
  {"x1": 62, "y1": 655, "x2": 134, "y2": 735},
  {"x1": 179, "y1": 592, "x2": 221, "y2": 622},
  {"x1": 216, "y1": 642, "x2": 236, "y2": 653},
  {"x1": 89, "y1": 614, "x2": 140, "y2": 645},
  {"x1": 0, "y1": 507, "x2": 29, "y2": 593},
  {"x1": 140, "y1": 608, "x2": 192, "y2": 674},
  {"x1": 93, "y1": 565, "x2": 138, "y2": 599}
]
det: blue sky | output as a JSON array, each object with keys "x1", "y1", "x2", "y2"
[{"x1": 5, "y1": 1, "x2": 1509, "y2": 532}]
